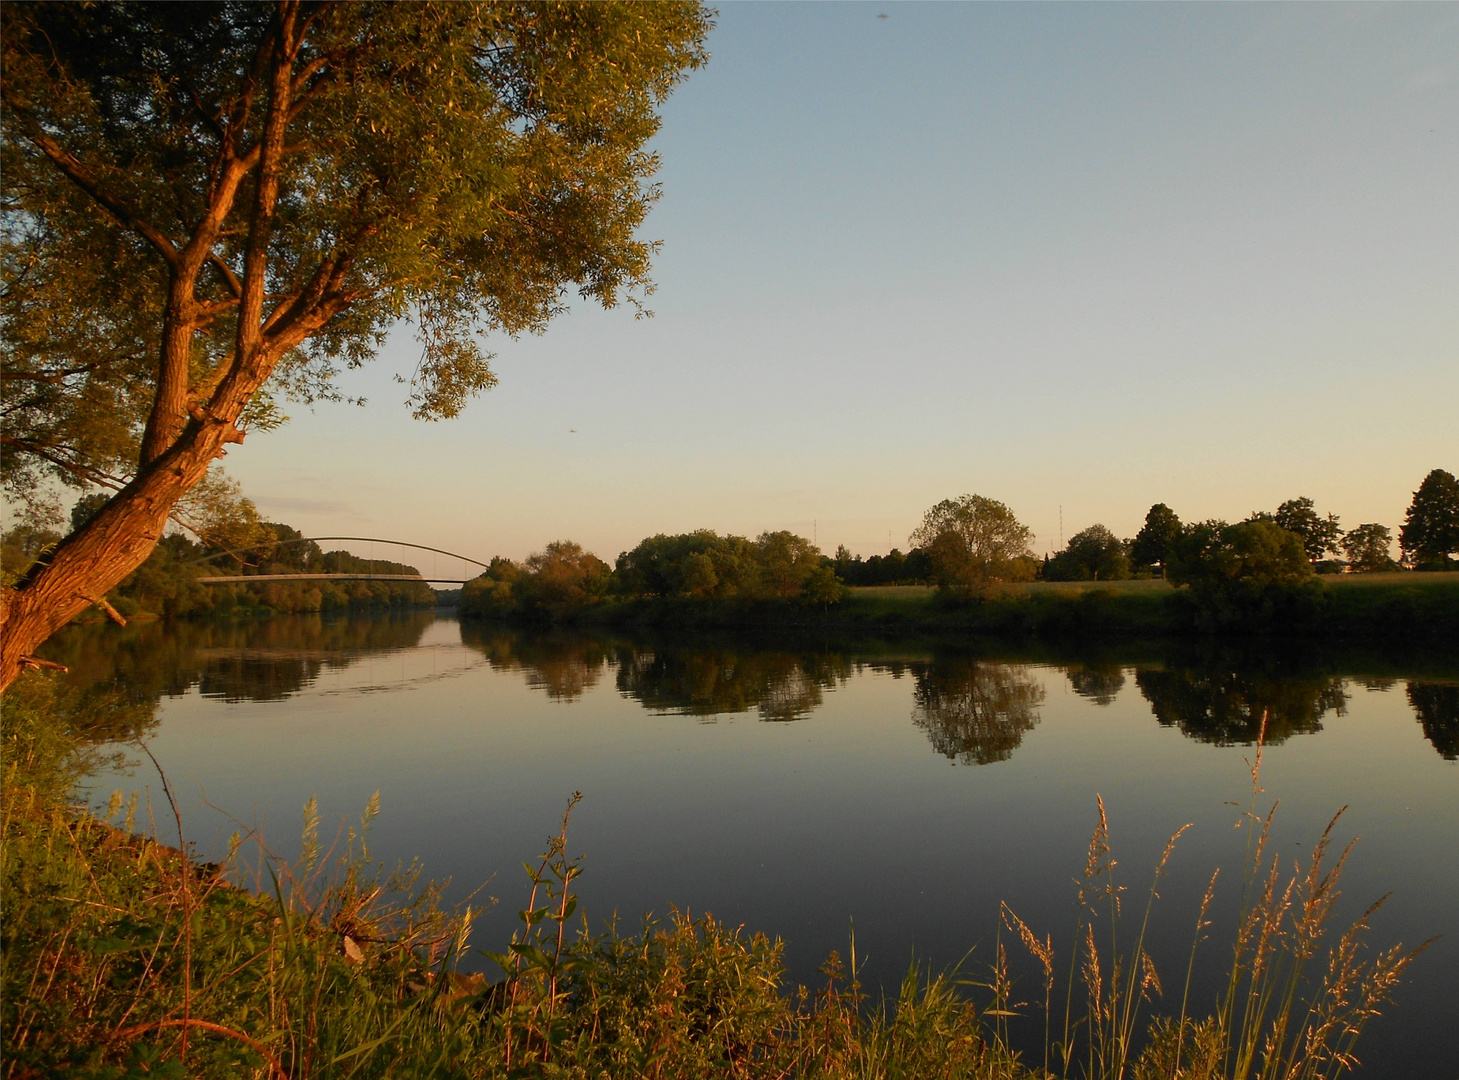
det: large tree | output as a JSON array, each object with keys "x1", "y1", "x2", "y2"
[
  {"x1": 1400, "y1": 469, "x2": 1459, "y2": 566},
  {"x1": 1168, "y1": 519, "x2": 1314, "y2": 593},
  {"x1": 1046, "y1": 523, "x2": 1129, "y2": 582},
  {"x1": 1271, "y1": 497, "x2": 1342, "y2": 563},
  {"x1": 908, "y1": 494, "x2": 1035, "y2": 598},
  {"x1": 0, "y1": 1, "x2": 710, "y2": 688},
  {"x1": 1341, "y1": 523, "x2": 1395, "y2": 573},
  {"x1": 1128, "y1": 502, "x2": 1182, "y2": 577}
]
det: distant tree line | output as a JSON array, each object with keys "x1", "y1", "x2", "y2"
[
  {"x1": 1, "y1": 506, "x2": 436, "y2": 621},
  {"x1": 461, "y1": 531, "x2": 846, "y2": 619},
  {"x1": 455, "y1": 467, "x2": 1457, "y2": 623},
  {"x1": 832, "y1": 546, "x2": 933, "y2": 587},
  {"x1": 15, "y1": 467, "x2": 1448, "y2": 628},
  {"x1": 1046, "y1": 468, "x2": 1459, "y2": 587}
]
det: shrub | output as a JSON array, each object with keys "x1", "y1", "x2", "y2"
[{"x1": 1167, "y1": 520, "x2": 1320, "y2": 630}]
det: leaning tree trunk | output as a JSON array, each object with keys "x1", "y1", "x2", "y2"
[
  {"x1": 0, "y1": 3, "x2": 318, "y2": 693},
  {"x1": 0, "y1": 417, "x2": 235, "y2": 691}
]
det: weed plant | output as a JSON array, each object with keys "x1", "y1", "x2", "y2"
[{"x1": 1, "y1": 672, "x2": 1425, "y2": 1078}]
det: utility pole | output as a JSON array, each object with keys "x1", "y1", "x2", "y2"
[{"x1": 1059, "y1": 505, "x2": 1063, "y2": 550}]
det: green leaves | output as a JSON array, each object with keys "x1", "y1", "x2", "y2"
[
  {"x1": 910, "y1": 495, "x2": 1037, "y2": 597},
  {"x1": 1400, "y1": 468, "x2": 1459, "y2": 564},
  {"x1": 1, "y1": 0, "x2": 711, "y2": 497}
]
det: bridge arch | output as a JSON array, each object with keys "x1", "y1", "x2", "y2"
[{"x1": 189, "y1": 535, "x2": 489, "y2": 585}]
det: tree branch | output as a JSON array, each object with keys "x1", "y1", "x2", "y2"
[
  {"x1": 208, "y1": 254, "x2": 243, "y2": 298},
  {"x1": 182, "y1": 80, "x2": 228, "y2": 143},
  {"x1": 0, "y1": 435, "x2": 131, "y2": 491},
  {"x1": 82, "y1": 593, "x2": 128, "y2": 627},
  {"x1": 6, "y1": 109, "x2": 180, "y2": 267},
  {"x1": 0, "y1": 364, "x2": 104, "y2": 384}
]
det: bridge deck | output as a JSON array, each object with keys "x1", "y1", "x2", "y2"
[{"x1": 198, "y1": 573, "x2": 470, "y2": 584}]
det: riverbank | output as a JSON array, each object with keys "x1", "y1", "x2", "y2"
[
  {"x1": 2, "y1": 667, "x2": 1425, "y2": 1077},
  {"x1": 0, "y1": 670, "x2": 1021, "y2": 1077},
  {"x1": 527, "y1": 573, "x2": 1459, "y2": 643}
]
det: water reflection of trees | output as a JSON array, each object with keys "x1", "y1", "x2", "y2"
[
  {"x1": 44, "y1": 612, "x2": 436, "y2": 704},
  {"x1": 910, "y1": 661, "x2": 1045, "y2": 765},
  {"x1": 458, "y1": 626, "x2": 853, "y2": 718},
  {"x1": 614, "y1": 647, "x2": 851, "y2": 721},
  {"x1": 457, "y1": 625, "x2": 611, "y2": 702},
  {"x1": 1062, "y1": 663, "x2": 1126, "y2": 706},
  {"x1": 1407, "y1": 683, "x2": 1459, "y2": 760},
  {"x1": 1133, "y1": 666, "x2": 1347, "y2": 746},
  {"x1": 46, "y1": 617, "x2": 1459, "y2": 766}
]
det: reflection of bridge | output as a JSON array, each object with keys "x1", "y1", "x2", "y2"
[{"x1": 193, "y1": 536, "x2": 487, "y2": 586}]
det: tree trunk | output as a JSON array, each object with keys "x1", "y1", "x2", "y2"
[
  {"x1": 1, "y1": 8, "x2": 300, "y2": 693},
  {"x1": 0, "y1": 419, "x2": 229, "y2": 691}
]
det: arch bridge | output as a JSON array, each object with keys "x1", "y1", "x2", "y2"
[{"x1": 192, "y1": 536, "x2": 488, "y2": 585}]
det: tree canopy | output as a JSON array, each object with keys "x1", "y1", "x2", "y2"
[
  {"x1": 1045, "y1": 524, "x2": 1130, "y2": 582},
  {"x1": 0, "y1": 1, "x2": 711, "y2": 687},
  {"x1": 1341, "y1": 523, "x2": 1395, "y2": 573},
  {"x1": 1129, "y1": 503, "x2": 1182, "y2": 575},
  {"x1": 1166, "y1": 519, "x2": 1316, "y2": 627},
  {"x1": 1168, "y1": 519, "x2": 1313, "y2": 593},
  {"x1": 1400, "y1": 469, "x2": 1459, "y2": 566},
  {"x1": 611, "y1": 529, "x2": 835, "y2": 603},
  {"x1": 1268, "y1": 498, "x2": 1342, "y2": 563},
  {"x1": 909, "y1": 495, "x2": 1035, "y2": 597}
]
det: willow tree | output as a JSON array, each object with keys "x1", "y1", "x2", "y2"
[{"x1": 0, "y1": 1, "x2": 710, "y2": 688}]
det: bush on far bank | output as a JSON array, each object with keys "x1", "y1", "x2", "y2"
[{"x1": 461, "y1": 529, "x2": 845, "y2": 620}]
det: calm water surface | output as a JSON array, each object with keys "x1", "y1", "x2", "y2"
[{"x1": 54, "y1": 612, "x2": 1459, "y2": 1077}]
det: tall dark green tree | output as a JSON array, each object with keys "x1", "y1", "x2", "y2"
[
  {"x1": 1341, "y1": 523, "x2": 1395, "y2": 573},
  {"x1": 1129, "y1": 503, "x2": 1182, "y2": 576},
  {"x1": 1046, "y1": 523, "x2": 1129, "y2": 582},
  {"x1": 1272, "y1": 497, "x2": 1342, "y2": 563},
  {"x1": 0, "y1": 1, "x2": 711, "y2": 688},
  {"x1": 1400, "y1": 469, "x2": 1459, "y2": 566}
]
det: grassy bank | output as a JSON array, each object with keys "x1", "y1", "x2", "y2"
[
  {"x1": 2, "y1": 672, "x2": 1423, "y2": 1078},
  {"x1": 560, "y1": 575, "x2": 1459, "y2": 644}
]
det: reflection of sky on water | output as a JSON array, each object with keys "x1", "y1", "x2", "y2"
[{"x1": 66, "y1": 614, "x2": 1458, "y2": 1079}]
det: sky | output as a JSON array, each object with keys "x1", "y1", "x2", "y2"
[{"x1": 224, "y1": 3, "x2": 1457, "y2": 566}]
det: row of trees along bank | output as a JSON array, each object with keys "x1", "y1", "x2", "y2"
[
  {"x1": 1, "y1": 501, "x2": 435, "y2": 620},
  {"x1": 461, "y1": 533, "x2": 848, "y2": 619},
  {"x1": 459, "y1": 468, "x2": 1458, "y2": 626}
]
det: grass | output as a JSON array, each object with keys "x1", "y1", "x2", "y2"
[
  {"x1": 1318, "y1": 571, "x2": 1452, "y2": 588},
  {"x1": 846, "y1": 574, "x2": 1459, "y2": 601},
  {"x1": 827, "y1": 575, "x2": 1459, "y2": 642},
  {"x1": 1, "y1": 671, "x2": 1427, "y2": 1079}
]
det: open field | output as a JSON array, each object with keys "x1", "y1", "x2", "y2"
[
  {"x1": 1321, "y1": 571, "x2": 1455, "y2": 588},
  {"x1": 852, "y1": 573, "x2": 1458, "y2": 600},
  {"x1": 581, "y1": 572, "x2": 1459, "y2": 642}
]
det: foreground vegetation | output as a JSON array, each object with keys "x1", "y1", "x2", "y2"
[{"x1": 2, "y1": 672, "x2": 1424, "y2": 1078}]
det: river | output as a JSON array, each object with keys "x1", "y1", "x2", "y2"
[{"x1": 49, "y1": 611, "x2": 1459, "y2": 1077}]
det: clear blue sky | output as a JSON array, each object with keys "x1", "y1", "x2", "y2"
[{"x1": 228, "y1": 2, "x2": 1458, "y2": 565}]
